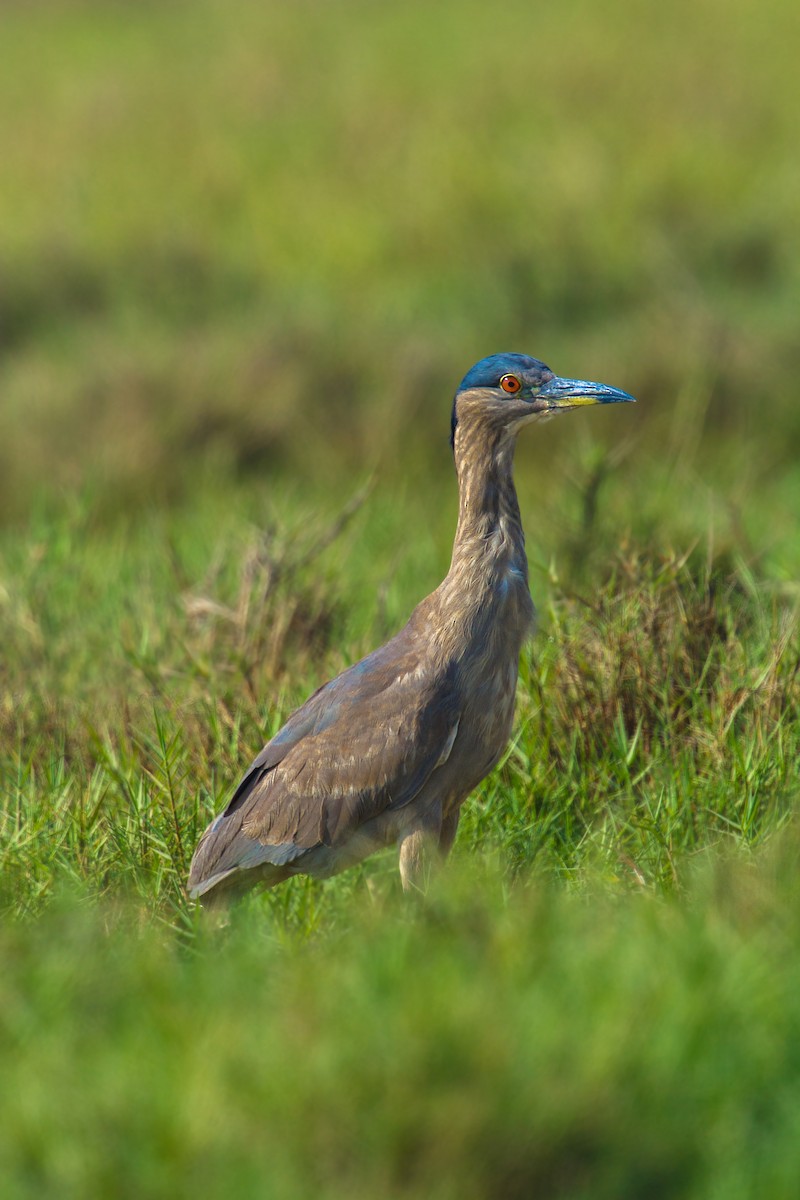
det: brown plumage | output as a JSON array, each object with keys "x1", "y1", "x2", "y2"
[{"x1": 188, "y1": 352, "x2": 635, "y2": 903}]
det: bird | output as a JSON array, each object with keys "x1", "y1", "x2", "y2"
[{"x1": 188, "y1": 352, "x2": 635, "y2": 904}]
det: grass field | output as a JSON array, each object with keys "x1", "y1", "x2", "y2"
[{"x1": 1, "y1": 0, "x2": 800, "y2": 1195}]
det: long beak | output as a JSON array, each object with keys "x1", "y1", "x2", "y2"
[{"x1": 537, "y1": 376, "x2": 636, "y2": 410}]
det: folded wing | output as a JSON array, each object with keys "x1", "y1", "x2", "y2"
[{"x1": 188, "y1": 633, "x2": 460, "y2": 899}]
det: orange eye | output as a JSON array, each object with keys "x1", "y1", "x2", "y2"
[{"x1": 500, "y1": 374, "x2": 522, "y2": 394}]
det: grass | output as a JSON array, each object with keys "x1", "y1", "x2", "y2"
[
  {"x1": 1, "y1": 0, "x2": 800, "y2": 1194},
  {"x1": 3, "y1": 850, "x2": 800, "y2": 1199}
]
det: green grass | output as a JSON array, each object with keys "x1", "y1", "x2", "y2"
[
  {"x1": 2, "y1": 0, "x2": 800, "y2": 1194},
  {"x1": 3, "y1": 851, "x2": 800, "y2": 1199}
]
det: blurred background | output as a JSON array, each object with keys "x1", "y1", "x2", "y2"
[
  {"x1": 1, "y1": 0, "x2": 798, "y2": 552},
  {"x1": 3, "y1": 6, "x2": 800, "y2": 1194}
]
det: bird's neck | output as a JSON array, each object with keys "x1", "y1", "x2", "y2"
[
  {"x1": 448, "y1": 419, "x2": 527, "y2": 581},
  {"x1": 420, "y1": 417, "x2": 534, "y2": 664}
]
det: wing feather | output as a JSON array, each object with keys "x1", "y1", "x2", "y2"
[{"x1": 188, "y1": 629, "x2": 460, "y2": 898}]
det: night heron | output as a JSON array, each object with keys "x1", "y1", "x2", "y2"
[{"x1": 188, "y1": 353, "x2": 634, "y2": 903}]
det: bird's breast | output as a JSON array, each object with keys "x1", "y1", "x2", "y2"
[
  {"x1": 424, "y1": 544, "x2": 535, "y2": 790},
  {"x1": 449, "y1": 598, "x2": 531, "y2": 794},
  {"x1": 496, "y1": 565, "x2": 536, "y2": 637}
]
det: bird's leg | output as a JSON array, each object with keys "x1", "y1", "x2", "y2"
[
  {"x1": 438, "y1": 809, "x2": 460, "y2": 860},
  {"x1": 398, "y1": 804, "x2": 443, "y2": 894},
  {"x1": 398, "y1": 830, "x2": 437, "y2": 893}
]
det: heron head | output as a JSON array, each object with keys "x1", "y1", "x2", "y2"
[{"x1": 450, "y1": 352, "x2": 635, "y2": 450}]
